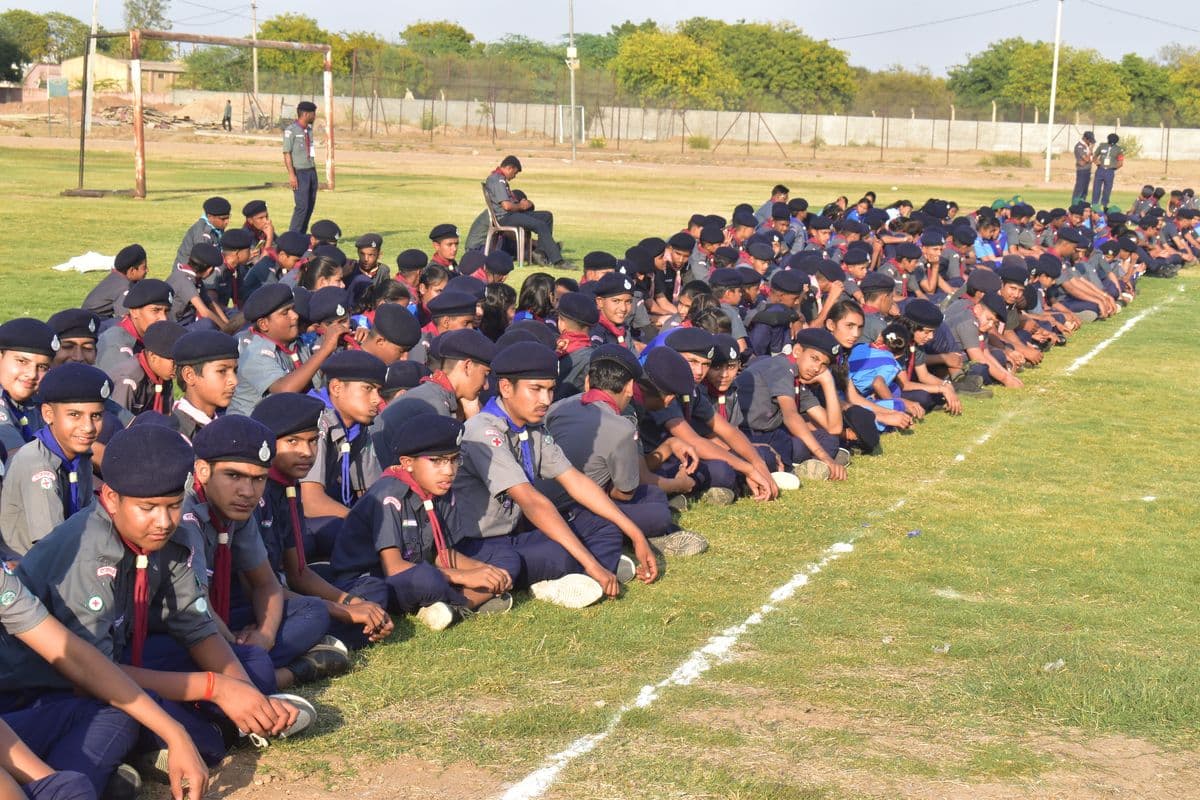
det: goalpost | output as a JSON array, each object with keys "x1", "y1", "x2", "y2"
[{"x1": 71, "y1": 28, "x2": 334, "y2": 199}]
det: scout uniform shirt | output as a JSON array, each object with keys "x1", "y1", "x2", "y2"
[
  {"x1": 109, "y1": 355, "x2": 173, "y2": 416},
  {"x1": 96, "y1": 319, "x2": 147, "y2": 376},
  {"x1": 2, "y1": 504, "x2": 217, "y2": 689},
  {"x1": 541, "y1": 393, "x2": 640, "y2": 510},
  {"x1": 0, "y1": 432, "x2": 95, "y2": 555},
  {"x1": 283, "y1": 119, "x2": 316, "y2": 171},
  {"x1": 734, "y1": 355, "x2": 821, "y2": 433},
  {"x1": 686, "y1": 247, "x2": 714, "y2": 283},
  {"x1": 171, "y1": 398, "x2": 215, "y2": 441},
  {"x1": 303, "y1": 400, "x2": 381, "y2": 508},
  {"x1": 637, "y1": 386, "x2": 717, "y2": 452},
  {"x1": 453, "y1": 400, "x2": 574, "y2": 538},
  {"x1": 82, "y1": 271, "x2": 133, "y2": 320},
  {"x1": 166, "y1": 264, "x2": 205, "y2": 325},
  {"x1": 331, "y1": 472, "x2": 460, "y2": 581},
  {"x1": 228, "y1": 331, "x2": 312, "y2": 417},
  {"x1": 0, "y1": 390, "x2": 42, "y2": 458},
  {"x1": 174, "y1": 217, "x2": 223, "y2": 270},
  {"x1": 483, "y1": 169, "x2": 516, "y2": 221},
  {"x1": 0, "y1": 566, "x2": 49, "y2": 638},
  {"x1": 176, "y1": 493, "x2": 270, "y2": 620},
  {"x1": 942, "y1": 299, "x2": 986, "y2": 355}
]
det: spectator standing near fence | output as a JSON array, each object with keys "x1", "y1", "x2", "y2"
[
  {"x1": 222, "y1": 99, "x2": 232, "y2": 132},
  {"x1": 1072, "y1": 131, "x2": 1094, "y2": 204},
  {"x1": 1091, "y1": 133, "x2": 1124, "y2": 209},
  {"x1": 284, "y1": 101, "x2": 318, "y2": 234}
]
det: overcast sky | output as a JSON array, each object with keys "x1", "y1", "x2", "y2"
[{"x1": 9, "y1": 0, "x2": 1194, "y2": 75}]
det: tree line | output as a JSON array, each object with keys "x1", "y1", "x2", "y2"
[{"x1": 5, "y1": 10, "x2": 1200, "y2": 127}]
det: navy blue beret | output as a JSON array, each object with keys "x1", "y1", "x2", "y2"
[
  {"x1": 458, "y1": 251, "x2": 485, "y2": 276},
  {"x1": 141, "y1": 321, "x2": 187, "y2": 358},
  {"x1": 172, "y1": 330, "x2": 238, "y2": 366},
  {"x1": 667, "y1": 232, "x2": 696, "y2": 252},
  {"x1": 1033, "y1": 253, "x2": 1063, "y2": 279},
  {"x1": 732, "y1": 210, "x2": 757, "y2": 229},
  {"x1": 428, "y1": 290, "x2": 477, "y2": 318},
  {"x1": 862, "y1": 208, "x2": 889, "y2": 229},
  {"x1": 392, "y1": 413, "x2": 464, "y2": 458},
  {"x1": 624, "y1": 246, "x2": 654, "y2": 276},
  {"x1": 750, "y1": 303, "x2": 798, "y2": 328},
  {"x1": 556, "y1": 291, "x2": 599, "y2": 326},
  {"x1": 842, "y1": 248, "x2": 869, "y2": 266},
  {"x1": 952, "y1": 227, "x2": 977, "y2": 246},
  {"x1": 903, "y1": 299, "x2": 944, "y2": 329},
  {"x1": 736, "y1": 266, "x2": 763, "y2": 287},
  {"x1": 979, "y1": 291, "x2": 1008, "y2": 320},
  {"x1": 1058, "y1": 227, "x2": 1084, "y2": 244},
  {"x1": 383, "y1": 360, "x2": 429, "y2": 392},
  {"x1": 815, "y1": 259, "x2": 843, "y2": 282},
  {"x1": 714, "y1": 246, "x2": 739, "y2": 265},
  {"x1": 492, "y1": 329, "x2": 537, "y2": 350},
  {"x1": 203, "y1": 196, "x2": 230, "y2": 216},
  {"x1": 310, "y1": 220, "x2": 341, "y2": 241},
  {"x1": 355, "y1": 232, "x2": 382, "y2": 250},
  {"x1": 322, "y1": 350, "x2": 386, "y2": 385},
  {"x1": 589, "y1": 344, "x2": 643, "y2": 380},
  {"x1": 770, "y1": 269, "x2": 808, "y2": 294},
  {"x1": 194, "y1": 414, "x2": 276, "y2": 466},
  {"x1": 510, "y1": 320, "x2": 559, "y2": 351},
  {"x1": 373, "y1": 304, "x2": 421, "y2": 348},
  {"x1": 40, "y1": 363, "x2": 112, "y2": 404},
  {"x1": 220, "y1": 228, "x2": 253, "y2": 250},
  {"x1": 435, "y1": 328, "x2": 497, "y2": 365},
  {"x1": 638, "y1": 237, "x2": 667, "y2": 257},
  {"x1": 793, "y1": 328, "x2": 840, "y2": 358},
  {"x1": 965, "y1": 269, "x2": 1002, "y2": 295},
  {"x1": 251, "y1": 392, "x2": 325, "y2": 437},
  {"x1": 114, "y1": 244, "x2": 147, "y2": 270},
  {"x1": 688, "y1": 213, "x2": 707, "y2": 228},
  {"x1": 895, "y1": 242, "x2": 922, "y2": 260},
  {"x1": 806, "y1": 215, "x2": 832, "y2": 230},
  {"x1": 312, "y1": 244, "x2": 346, "y2": 267},
  {"x1": 859, "y1": 272, "x2": 895, "y2": 294},
  {"x1": 244, "y1": 283, "x2": 294, "y2": 322},
  {"x1": 492, "y1": 341, "x2": 557, "y2": 380},
  {"x1": 446, "y1": 274, "x2": 487, "y2": 300},
  {"x1": 189, "y1": 243, "x2": 222, "y2": 268},
  {"x1": 124, "y1": 278, "x2": 173, "y2": 309},
  {"x1": 705, "y1": 215, "x2": 727, "y2": 229},
  {"x1": 665, "y1": 327, "x2": 716, "y2": 358},
  {"x1": 771, "y1": 202, "x2": 790, "y2": 221},
  {"x1": 242, "y1": 199, "x2": 267, "y2": 217},
  {"x1": 920, "y1": 231, "x2": 945, "y2": 247},
  {"x1": 709, "y1": 334, "x2": 741, "y2": 366},
  {"x1": 699, "y1": 226, "x2": 724, "y2": 244},
  {"x1": 47, "y1": 308, "x2": 99, "y2": 340},
  {"x1": 105, "y1": 424, "x2": 193, "y2": 496},
  {"x1": 127, "y1": 410, "x2": 179, "y2": 431},
  {"x1": 395, "y1": 249, "x2": 428, "y2": 271},
  {"x1": 308, "y1": 286, "x2": 350, "y2": 323},
  {"x1": 708, "y1": 268, "x2": 742, "y2": 288},
  {"x1": 429, "y1": 223, "x2": 458, "y2": 241},
  {"x1": 747, "y1": 242, "x2": 774, "y2": 261},
  {"x1": 583, "y1": 251, "x2": 618, "y2": 272},
  {"x1": 592, "y1": 272, "x2": 635, "y2": 298},
  {"x1": 289, "y1": 286, "x2": 309, "y2": 325},
  {"x1": 642, "y1": 347, "x2": 694, "y2": 398},
  {"x1": 998, "y1": 263, "x2": 1029, "y2": 285},
  {"x1": 275, "y1": 230, "x2": 309, "y2": 258},
  {"x1": 484, "y1": 250, "x2": 514, "y2": 275}
]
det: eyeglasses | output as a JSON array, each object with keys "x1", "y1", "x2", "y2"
[{"x1": 421, "y1": 453, "x2": 463, "y2": 469}]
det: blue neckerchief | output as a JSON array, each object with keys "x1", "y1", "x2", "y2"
[
  {"x1": 482, "y1": 397, "x2": 536, "y2": 482},
  {"x1": 1, "y1": 390, "x2": 36, "y2": 443},
  {"x1": 350, "y1": 313, "x2": 371, "y2": 330},
  {"x1": 308, "y1": 388, "x2": 361, "y2": 505},
  {"x1": 298, "y1": 330, "x2": 320, "y2": 349},
  {"x1": 34, "y1": 427, "x2": 83, "y2": 515},
  {"x1": 513, "y1": 310, "x2": 535, "y2": 323}
]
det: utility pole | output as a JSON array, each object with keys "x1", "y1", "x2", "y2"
[
  {"x1": 1043, "y1": 0, "x2": 1064, "y2": 183},
  {"x1": 566, "y1": 0, "x2": 578, "y2": 162},
  {"x1": 83, "y1": 0, "x2": 98, "y2": 133},
  {"x1": 250, "y1": 0, "x2": 259, "y2": 96}
]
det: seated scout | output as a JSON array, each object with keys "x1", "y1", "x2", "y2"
[
  {"x1": 378, "y1": 328, "x2": 495, "y2": 432},
  {"x1": 166, "y1": 244, "x2": 226, "y2": 329},
  {"x1": 95, "y1": 279, "x2": 173, "y2": 376},
  {"x1": 344, "y1": 233, "x2": 391, "y2": 309},
  {"x1": 453, "y1": 342, "x2": 657, "y2": 610},
  {"x1": 11, "y1": 424, "x2": 308, "y2": 773},
  {"x1": 554, "y1": 291, "x2": 599, "y2": 399},
  {"x1": 183, "y1": 416, "x2": 349, "y2": 692},
  {"x1": 428, "y1": 223, "x2": 460, "y2": 272},
  {"x1": 544, "y1": 345, "x2": 708, "y2": 557},
  {"x1": 217, "y1": 227, "x2": 255, "y2": 310},
  {"x1": 250, "y1": 393, "x2": 393, "y2": 650},
  {"x1": 83, "y1": 244, "x2": 148, "y2": 320},
  {"x1": 943, "y1": 290, "x2": 1023, "y2": 388},
  {"x1": 884, "y1": 319, "x2": 962, "y2": 416},
  {"x1": 822, "y1": 299, "x2": 916, "y2": 435},
  {"x1": 109, "y1": 321, "x2": 186, "y2": 416},
  {"x1": 0, "y1": 319, "x2": 58, "y2": 457},
  {"x1": 588, "y1": 271, "x2": 639, "y2": 352},
  {"x1": 227, "y1": 284, "x2": 343, "y2": 416},
  {"x1": 299, "y1": 352, "x2": 385, "y2": 545},
  {"x1": 356, "y1": 303, "x2": 422, "y2": 365},
  {"x1": 170, "y1": 330, "x2": 239, "y2": 439},
  {"x1": 174, "y1": 196, "x2": 229, "y2": 268},
  {"x1": 379, "y1": 361, "x2": 429, "y2": 404},
  {"x1": 334, "y1": 413, "x2": 515, "y2": 631},
  {"x1": 47, "y1": 309, "x2": 101, "y2": 366},
  {"x1": 0, "y1": 364, "x2": 109, "y2": 555},
  {"x1": 423, "y1": 291, "x2": 479, "y2": 336},
  {"x1": 242, "y1": 230, "x2": 309, "y2": 298}
]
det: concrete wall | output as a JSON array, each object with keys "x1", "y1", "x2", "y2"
[{"x1": 166, "y1": 88, "x2": 1200, "y2": 160}]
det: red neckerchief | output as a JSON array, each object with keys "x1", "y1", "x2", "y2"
[
  {"x1": 906, "y1": 345, "x2": 917, "y2": 381},
  {"x1": 193, "y1": 481, "x2": 233, "y2": 624},
  {"x1": 381, "y1": 466, "x2": 450, "y2": 569},
  {"x1": 268, "y1": 467, "x2": 307, "y2": 572},
  {"x1": 579, "y1": 389, "x2": 620, "y2": 415},
  {"x1": 420, "y1": 370, "x2": 455, "y2": 393},
  {"x1": 470, "y1": 267, "x2": 489, "y2": 282},
  {"x1": 136, "y1": 351, "x2": 166, "y2": 413},
  {"x1": 785, "y1": 352, "x2": 803, "y2": 396},
  {"x1": 556, "y1": 330, "x2": 592, "y2": 356},
  {"x1": 121, "y1": 537, "x2": 151, "y2": 667},
  {"x1": 861, "y1": 304, "x2": 881, "y2": 314},
  {"x1": 363, "y1": 308, "x2": 377, "y2": 326},
  {"x1": 313, "y1": 325, "x2": 361, "y2": 351},
  {"x1": 704, "y1": 381, "x2": 729, "y2": 419},
  {"x1": 253, "y1": 330, "x2": 301, "y2": 369},
  {"x1": 430, "y1": 254, "x2": 456, "y2": 269},
  {"x1": 420, "y1": 321, "x2": 438, "y2": 336},
  {"x1": 596, "y1": 315, "x2": 626, "y2": 344},
  {"x1": 118, "y1": 317, "x2": 143, "y2": 344}
]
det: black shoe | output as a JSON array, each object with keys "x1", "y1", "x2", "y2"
[
  {"x1": 286, "y1": 643, "x2": 350, "y2": 685},
  {"x1": 103, "y1": 764, "x2": 142, "y2": 800}
]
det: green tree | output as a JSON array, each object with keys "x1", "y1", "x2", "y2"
[
  {"x1": 122, "y1": 0, "x2": 173, "y2": 60},
  {"x1": 0, "y1": 10, "x2": 51, "y2": 64},
  {"x1": 179, "y1": 45, "x2": 249, "y2": 90},
  {"x1": 257, "y1": 14, "x2": 334, "y2": 75},
  {"x1": 0, "y1": 30, "x2": 21, "y2": 80},
  {"x1": 947, "y1": 38, "x2": 1027, "y2": 113},
  {"x1": 400, "y1": 21, "x2": 478, "y2": 58},
  {"x1": 1167, "y1": 53, "x2": 1200, "y2": 125},
  {"x1": 574, "y1": 19, "x2": 656, "y2": 68},
  {"x1": 43, "y1": 12, "x2": 90, "y2": 61},
  {"x1": 612, "y1": 30, "x2": 738, "y2": 110},
  {"x1": 1116, "y1": 53, "x2": 1174, "y2": 124},
  {"x1": 850, "y1": 65, "x2": 952, "y2": 115},
  {"x1": 1000, "y1": 41, "x2": 1130, "y2": 121}
]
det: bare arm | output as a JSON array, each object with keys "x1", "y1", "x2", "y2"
[
  {"x1": 557, "y1": 468, "x2": 657, "y2": 583},
  {"x1": 507, "y1": 481, "x2": 618, "y2": 596}
]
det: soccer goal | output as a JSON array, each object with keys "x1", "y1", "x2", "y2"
[{"x1": 67, "y1": 28, "x2": 334, "y2": 199}]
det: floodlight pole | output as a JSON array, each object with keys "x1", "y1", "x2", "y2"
[
  {"x1": 250, "y1": 0, "x2": 259, "y2": 96},
  {"x1": 131, "y1": 29, "x2": 146, "y2": 198},
  {"x1": 1043, "y1": 0, "x2": 1064, "y2": 183},
  {"x1": 566, "y1": 0, "x2": 578, "y2": 162},
  {"x1": 84, "y1": 0, "x2": 98, "y2": 134}
]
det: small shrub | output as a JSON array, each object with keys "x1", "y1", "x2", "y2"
[
  {"x1": 811, "y1": 134, "x2": 826, "y2": 149},
  {"x1": 419, "y1": 110, "x2": 438, "y2": 131},
  {"x1": 1120, "y1": 134, "x2": 1142, "y2": 159},
  {"x1": 588, "y1": 137, "x2": 606, "y2": 149},
  {"x1": 687, "y1": 134, "x2": 710, "y2": 150},
  {"x1": 979, "y1": 152, "x2": 1031, "y2": 168}
]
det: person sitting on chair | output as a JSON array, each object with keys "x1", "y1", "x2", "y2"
[{"x1": 483, "y1": 156, "x2": 574, "y2": 270}]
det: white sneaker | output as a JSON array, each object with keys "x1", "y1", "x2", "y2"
[
  {"x1": 615, "y1": 554, "x2": 637, "y2": 584},
  {"x1": 771, "y1": 471, "x2": 801, "y2": 490},
  {"x1": 529, "y1": 573, "x2": 604, "y2": 609},
  {"x1": 416, "y1": 601, "x2": 457, "y2": 631},
  {"x1": 271, "y1": 693, "x2": 316, "y2": 740}
]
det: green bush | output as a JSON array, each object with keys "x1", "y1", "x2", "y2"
[
  {"x1": 978, "y1": 152, "x2": 1031, "y2": 168},
  {"x1": 588, "y1": 137, "x2": 606, "y2": 149},
  {"x1": 419, "y1": 110, "x2": 439, "y2": 131},
  {"x1": 687, "y1": 134, "x2": 710, "y2": 150},
  {"x1": 1120, "y1": 134, "x2": 1142, "y2": 159}
]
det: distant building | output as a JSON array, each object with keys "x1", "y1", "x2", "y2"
[{"x1": 61, "y1": 53, "x2": 186, "y2": 93}]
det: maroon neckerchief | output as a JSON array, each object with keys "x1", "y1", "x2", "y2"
[
  {"x1": 704, "y1": 381, "x2": 729, "y2": 420},
  {"x1": 193, "y1": 481, "x2": 233, "y2": 624},
  {"x1": 121, "y1": 537, "x2": 151, "y2": 667},
  {"x1": 118, "y1": 317, "x2": 143, "y2": 344},
  {"x1": 596, "y1": 315, "x2": 627, "y2": 345},
  {"x1": 420, "y1": 370, "x2": 455, "y2": 394},
  {"x1": 381, "y1": 466, "x2": 451, "y2": 569},
  {"x1": 556, "y1": 330, "x2": 592, "y2": 356},
  {"x1": 579, "y1": 389, "x2": 620, "y2": 415},
  {"x1": 253, "y1": 330, "x2": 301, "y2": 369},
  {"x1": 136, "y1": 351, "x2": 167, "y2": 413},
  {"x1": 268, "y1": 467, "x2": 308, "y2": 572},
  {"x1": 313, "y1": 324, "x2": 361, "y2": 351}
]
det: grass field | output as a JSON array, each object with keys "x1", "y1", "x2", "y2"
[{"x1": 2, "y1": 143, "x2": 1195, "y2": 799}]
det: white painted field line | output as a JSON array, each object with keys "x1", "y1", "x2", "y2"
[{"x1": 497, "y1": 287, "x2": 1181, "y2": 800}]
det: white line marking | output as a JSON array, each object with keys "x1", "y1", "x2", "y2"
[{"x1": 497, "y1": 287, "x2": 1181, "y2": 800}]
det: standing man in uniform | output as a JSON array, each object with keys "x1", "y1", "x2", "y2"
[
  {"x1": 283, "y1": 101, "x2": 319, "y2": 234},
  {"x1": 1091, "y1": 133, "x2": 1124, "y2": 209},
  {"x1": 1073, "y1": 131, "x2": 1095, "y2": 204}
]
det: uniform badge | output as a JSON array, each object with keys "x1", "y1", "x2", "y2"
[
  {"x1": 258, "y1": 441, "x2": 271, "y2": 461},
  {"x1": 455, "y1": 430, "x2": 464, "y2": 445},
  {"x1": 96, "y1": 565, "x2": 118, "y2": 579},
  {"x1": 0, "y1": 410, "x2": 7, "y2": 423},
  {"x1": 100, "y1": 381, "x2": 111, "y2": 400},
  {"x1": 383, "y1": 496, "x2": 403, "y2": 511},
  {"x1": 490, "y1": 436, "x2": 503, "y2": 447},
  {"x1": 31, "y1": 470, "x2": 56, "y2": 490},
  {"x1": 50, "y1": 335, "x2": 60, "y2": 352},
  {"x1": 194, "y1": 597, "x2": 209, "y2": 614},
  {"x1": 87, "y1": 595, "x2": 104, "y2": 612},
  {"x1": 543, "y1": 434, "x2": 554, "y2": 444},
  {"x1": 0, "y1": 591, "x2": 16, "y2": 607},
  {"x1": 183, "y1": 512, "x2": 198, "y2": 524},
  {"x1": 88, "y1": 318, "x2": 97, "y2": 333}
]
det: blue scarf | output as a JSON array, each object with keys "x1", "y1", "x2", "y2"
[
  {"x1": 34, "y1": 427, "x2": 83, "y2": 515},
  {"x1": 482, "y1": 397, "x2": 536, "y2": 482},
  {"x1": 308, "y1": 388, "x2": 361, "y2": 506},
  {"x1": 1, "y1": 391, "x2": 36, "y2": 443}
]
